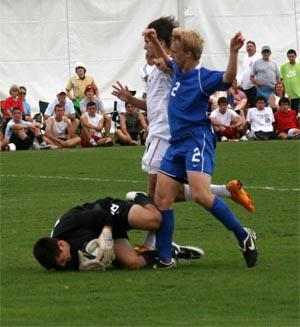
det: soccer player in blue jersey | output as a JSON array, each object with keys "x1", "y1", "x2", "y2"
[{"x1": 143, "y1": 27, "x2": 258, "y2": 269}]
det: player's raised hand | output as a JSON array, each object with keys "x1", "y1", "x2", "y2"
[
  {"x1": 142, "y1": 28, "x2": 158, "y2": 42},
  {"x1": 112, "y1": 81, "x2": 132, "y2": 102},
  {"x1": 230, "y1": 32, "x2": 245, "y2": 53}
]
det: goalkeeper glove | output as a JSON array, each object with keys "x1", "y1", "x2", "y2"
[
  {"x1": 78, "y1": 250, "x2": 105, "y2": 271},
  {"x1": 97, "y1": 227, "x2": 115, "y2": 265}
]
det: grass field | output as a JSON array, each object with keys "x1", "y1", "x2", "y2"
[{"x1": 1, "y1": 140, "x2": 299, "y2": 327}]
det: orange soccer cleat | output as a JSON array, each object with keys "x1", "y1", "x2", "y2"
[
  {"x1": 134, "y1": 244, "x2": 151, "y2": 254},
  {"x1": 226, "y1": 179, "x2": 255, "y2": 213}
]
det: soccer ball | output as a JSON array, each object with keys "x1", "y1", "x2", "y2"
[{"x1": 8, "y1": 143, "x2": 16, "y2": 151}]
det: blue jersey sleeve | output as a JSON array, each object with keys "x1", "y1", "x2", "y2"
[{"x1": 200, "y1": 68, "x2": 231, "y2": 96}]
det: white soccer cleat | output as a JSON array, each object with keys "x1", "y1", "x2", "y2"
[
  {"x1": 126, "y1": 191, "x2": 147, "y2": 201},
  {"x1": 172, "y1": 242, "x2": 204, "y2": 260}
]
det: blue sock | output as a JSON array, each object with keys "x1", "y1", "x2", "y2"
[
  {"x1": 155, "y1": 209, "x2": 174, "y2": 262},
  {"x1": 208, "y1": 197, "x2": 247, "y2": 243}
]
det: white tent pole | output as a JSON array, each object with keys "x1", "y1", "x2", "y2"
[
  {"x1": 177, "y1": 0, "x2": 185, "y2": 28},
  {"x1": 293, "y1": 0, "x2": 300, "y2": 54},
  {"x1": 65, "y1": 0, "x2": 72, "y2": 77}
]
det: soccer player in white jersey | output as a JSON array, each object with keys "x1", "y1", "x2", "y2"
[
  {"x1": 112, "y1": 17, "x2": 254, "y2": 258},
  {"x1": 142, "y1": 26, "x2": 258, "y2": 269}
]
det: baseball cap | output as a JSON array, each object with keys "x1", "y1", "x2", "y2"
[
  {"x1": 75, "y1": 61, "x2": 86, "y2": 70},
  {"x1": 57, "y1": 88, "x2": 66, "y2": 95},
  {"x1": 261, "y1": 45, "x2": 271, "y2": 52}
]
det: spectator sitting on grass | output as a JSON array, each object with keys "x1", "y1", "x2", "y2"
[
  {"x1": 80, "y1": 101, "x2": 113, "y2": 147},
  {"x1": 80, "y1": 84, "x2": 111, "y2": 136},
  {"x1": 43, "y1": 104, "x2": 81, "y2": 149},
  {"x1": 241, "y1": 96, "x2": 278, "y2": 141},
  {"x1": 274, "y1": 97, "x2": 300, "y2": 139},
  {"x1": 116, "y1": 103, "x2": 148, "y2": 145},
  {"x1": 4, "y1": 107, "x2": 49, "y2": 150},
  {"x1": 210, "y1": 97, "x2": 243, "y2": 141},
  {"x1": 44, "y1": 89, "x2": 80, "y2": 138}
]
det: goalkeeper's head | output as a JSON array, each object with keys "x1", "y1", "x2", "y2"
[{"x1": 33, "y1": 237, "x2": 71, "y2": 270}]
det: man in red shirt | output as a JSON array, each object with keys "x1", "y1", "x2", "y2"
[{"x1": 274, "y1": 97, "x2": 300, "y2": 139}]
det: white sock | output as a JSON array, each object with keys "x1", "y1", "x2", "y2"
[
  {"x1": 210, "y1": 184, "x2": 231, "y2": 197},
  {"x1": 184, "y1": 183, "x2": 231, "y2": 201},
  {"x1": 184, "y1": 184, "x2": 193, "y2": 200},
  {"x1": 143, "y1": 232, "x2": 156, "y2": 249}
]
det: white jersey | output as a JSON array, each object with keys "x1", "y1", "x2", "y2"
[
  {"x1": 145, "y1": 66, "x2": 171, "y2": 144},
  {"x1": 246, "y1": 107, "x2": 274, "y2": 132},
  {"x1": 210, "y1": 109, "x2": 239, "y2": 126},
  {"x1": 50, "y1": 117, "x2": 71, "y2": 139}
]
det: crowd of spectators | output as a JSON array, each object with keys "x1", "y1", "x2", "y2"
[
  {"x1": 1, "y1": 45, "x2": 299, "y2": 151},
  {"x1": 209, "y1": 45, "x2": 300, "y2": 142}
]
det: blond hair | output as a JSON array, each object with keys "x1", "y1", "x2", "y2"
[
  {"x1": 9, "y1": 84, "x2": 20, "y2": 95},
  {"x1": 171, "y1": 27, "x2": 204, "y2": 60}
]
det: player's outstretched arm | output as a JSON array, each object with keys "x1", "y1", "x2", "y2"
[{"x1": 223, "y1": 32, "x2": 244, "y2": 84}]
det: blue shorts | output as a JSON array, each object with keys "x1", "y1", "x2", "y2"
[{"x1": 159, "y1": 127, "x2": 216, "y2": 183}]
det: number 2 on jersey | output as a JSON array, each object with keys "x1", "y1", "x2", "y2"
[{"x1": 171, "y1": 82, "x2": 180, "y2": 96}]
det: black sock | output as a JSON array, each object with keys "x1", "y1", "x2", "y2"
[{"x1": 139, "y1": 250, "x2": 159, "y2": 266}]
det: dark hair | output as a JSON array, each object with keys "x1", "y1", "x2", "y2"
[
  {"x1": 11, "y1": 107, "x2": 21, "y2": 113},
  {"x1": 33, "y1": 237, "x2": 60, "y2": 270},
  {"x1": 287, "y1": 49, "x2": 297, "y2": 56},
  {"x1": 255, "y1": 95, "x2": 266, "y2": 103},
  {"x1": 147, "y1": 16, "x2": 179, "y2": 49},
  {"x1": 278, "y1": 97, "x2": 290, "y2": 106},
  {"x1": 19, "y1": 86, "x2": 27, "y2": 92},
  {"x1": 246, "y1": 40, "x2": 256, "y2": 47},
  {"x1": 86, "y1": 101, "x2": 96, "y2": 109},
  {"x1": 54, "y1": 103, "x2": 64, "y2": 111},
  {"x1": 218, "y1": 97, "x2": 228, "y2": 105}
]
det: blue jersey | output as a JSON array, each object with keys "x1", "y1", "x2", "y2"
[{"x1": 167, "y1": 60, "x2": 231, "y2": 141}]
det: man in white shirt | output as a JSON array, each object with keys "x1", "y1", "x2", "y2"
[
  {"x1": 210, "y1": 97, "x2": 243, "y2": 141},
  {"x1": 5, "y1": 107, "x2": 49, "y2": 150},
  {"x1": 242, "y1": 96, "x2": 278, "y2": 140},
  {"x1": 44, "y1": 104, "x2": 81, "y2": 148},
  {"x1": 80, "y1": 101, "x2": 113, "y2": 147},
  {"x1": 240, "y1": 40, "x2": 260, "y2": 108},
  {"x1": 44, "y1": 89, "x2": 80, "y2": 138}
]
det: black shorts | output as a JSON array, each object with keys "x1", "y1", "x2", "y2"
[
  {"x1": 96, "y1": 198, "x2": 133, "y2": 240},
  {"x1": 10, "y1": 130, "x2": 34, "y2": 150}
]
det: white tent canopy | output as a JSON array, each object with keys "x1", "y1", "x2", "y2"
[{"x1": 1, "y1": 0, "x2": 299, "y2": 113}]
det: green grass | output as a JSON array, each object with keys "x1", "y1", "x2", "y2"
[{"x1": 1, "y1": 141, "x2": 299, "y2": 326}]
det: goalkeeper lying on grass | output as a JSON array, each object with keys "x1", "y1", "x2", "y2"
[{"x1": 33, "y1": 193, "x2": 203, "y2": 271}]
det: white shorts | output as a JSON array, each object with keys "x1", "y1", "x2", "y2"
[{"x1": 141, "y1": 137, "x2": 169, "y2": 174}]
